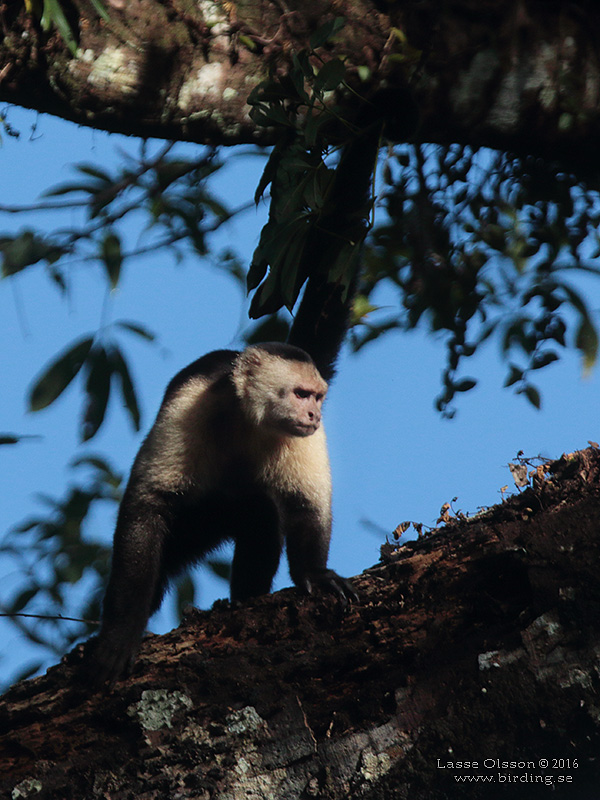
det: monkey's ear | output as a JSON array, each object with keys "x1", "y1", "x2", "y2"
[
  {"x1": 232, "y1": 347, "x2": 263, "y2": 397},
  {"x1": 235, "y1": 347, "x2": 264, "y2": 376}
]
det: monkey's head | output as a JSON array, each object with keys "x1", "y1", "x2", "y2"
[{"x1": 233, "y1": 343, "x2": 328, "y2": 437}]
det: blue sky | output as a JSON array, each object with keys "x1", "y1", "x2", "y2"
[{"x1": 1, "y1": 107, "x2": 599, "y2": 685}]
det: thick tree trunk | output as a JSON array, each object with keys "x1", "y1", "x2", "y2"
[
  {"x1": 1, "y1": 447, "x2": 600, "y2": 798},
  {"x1": 1, "y1": 1, "x2": 600, "y2": 166}
]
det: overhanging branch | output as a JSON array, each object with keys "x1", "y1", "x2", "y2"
[{"x1": 0, "y1": 0, "x2": 599, "y2": 167}]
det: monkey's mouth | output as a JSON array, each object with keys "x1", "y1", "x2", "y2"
[{"x1": 285, "y1": 421, "x2": 319, "y2": 437}]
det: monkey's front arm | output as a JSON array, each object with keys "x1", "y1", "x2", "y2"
[{"x1": 283, "y1": 497, "x2": 358, "y2": 601}]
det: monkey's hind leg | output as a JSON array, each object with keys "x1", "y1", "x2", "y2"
[{"x1": 91, "y1": 496, "x2": 171, "y2": 684}]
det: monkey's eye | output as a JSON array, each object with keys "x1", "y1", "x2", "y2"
[
  {"x1": 315, "y1": 393, "x2": 324, "y2": 402},
  {"x1": 294, "y1": 388, "x2": 311, "y2": 399}
]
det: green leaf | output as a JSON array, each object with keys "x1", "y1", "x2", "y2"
[
  {"x1": 0, "y1": 433, "x2": 41, "y2": 445},
  {"x1": 453, "y1": 378, "x2": 477, "y2": 393},
  {"x1": 238, "y1": 34, "x2": 257, "y2": 51},
  {"x1": 480, "y1": 224, "x2": 506, "y2": 251},
  {"x1": 43, "y1": 181, "x2": 105, "y2": 198},
  {"x1": 1, "y1": 231, "x2": 67, "y2": 276},
  {"x1": 29, "y1": 336, "x2": 94, "y2": 411},
  {"x1": 81, "y1": 347, "x2": 112, "y2": 441},
  {"x1": 47, "y1": 265, "x2": 68, "y2": 294},
  {"x1": 249, "y1": 269, "x2": 282, "y2": 317},
  {"x1": 279, "y1": 230, "x2": 307, "y2": 309},
  {"x1": 101, "y1": 232, "x2": 122, "y2": 289},
  {"x1": 309, "y1": 17, "x2": 346, "y2": 50},
  {"x1": 504, "y1": 365, "x2": 523, "y2": 387},
  {"x1": 77, "y1": 164, "x2": 113, "y2": 182},
  {"x1": 304, "y1": 110, "x2": 328, "y2": 148},
  {"x1": 288, "y1": 62, "x2": 311, "y2": 104},
  {"x1": 314, "y1": 59, "x2": 346, "y2": 93},
  {"x1": 264, "y1": 105, "x2": 293, "y2": 128},
  {"x1": 247, "y1": 256, "x2": 268, "y2": 294},
  {"x1": 249, "y1": 214, "x2": 311, "y2": 315},
  {"x1": 247, "y1": 79, "x2": 291, "y2": 105},
  {"x1": 254, "y1": 138, "x2": 287, "y2": 204},
  {"x1": 249, "y1": 217, "x2": 287, "y2": 289},
  {"x1": 292, "y1": 51, "x2": 314, "y2": 81},
  {"x1": 155, "y1": 159, "x2": 195, "y2": 190},
  {"x1": 248, "y1": 105, "x2": 275, "y2": 129},
  {"x1": 41, "y1": 0, "x2": 78, "y2": 54},
  {"x1": 8, "y1": 587, "x2": 37, "y2": 614},
  {"x1": 576, "y1": 316, "x2": 598, "y2": 374},
  {"x1": 114, "y1": 320, "x2": 156, "y2": 342},
  {"x1": 108, "y1": 346, "x2": 141, "y2": 431},
  {"x1": 71, "y1": 454, "x2": 121, "y2": 485},
  {"x1": 248, "y1": 220, "x2": 278, "y2": 290},
  {"x1": 518, "y1": 384, "x2": 541, "y2": 409},
  {"x1": 89, "y1": 0, "x2": 110, "y2": 22},
  {"x1": 531, "y1": 351, "x2": 559, "y2": 370}
]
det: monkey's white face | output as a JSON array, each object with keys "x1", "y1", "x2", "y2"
[
  {"x1": 267, "y1": 383, "x2": 325, "y2": 437},
  {"x1": 233, "y1": 347, "x2": 328, "y2": 438}
]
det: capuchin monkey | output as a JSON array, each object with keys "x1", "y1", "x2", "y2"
[
  {"x1": 91, "y1": 90, "x2": 409, "y2": 683},
  {"x1": 91, "y1": 342, "x2": 356, "y2": 683}
]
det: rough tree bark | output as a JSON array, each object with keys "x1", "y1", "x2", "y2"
[
  {"x1": 2, "y1": 447, "x2": 600, "y2": 798},
  {"x1": 1, "y1": 1, "x2": 600, "y2": 167}
]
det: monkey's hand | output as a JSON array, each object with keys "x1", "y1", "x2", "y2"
[{"x1": 303, "y1": 569, "x2": 359, "y2": 603}]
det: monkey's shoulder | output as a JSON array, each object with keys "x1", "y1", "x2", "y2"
[{"x1": 162, "y1": 349, "x2": 240, "y2": 406}]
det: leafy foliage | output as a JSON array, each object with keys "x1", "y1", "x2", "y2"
[
  {"x1": 245, "y1": 22, "x2": 600, "y2": 414},
  {"x1": 0, "y1": 433, "x2": 41, "y2": 445},
  {"x1": 359, "y1": 145, "x2": 600, "y2": 414},
  {"x1": 0, "y1": 456, "x2": 120, "y2": 681},
  {"x1": 247, "y1": 23, "x2": 369, "y2": 318},
  {"x1": 0, "y1": 229, "x2": 68, "y2": 277},
  {"x1": 1, "y1": 145, "x2": 232, "y2": 441},
  {"x1": 25, "y1": 0, "x2": 109, "y2": 55},
  {"x1": 28, "y1": 329, "x2": 146, "y2": 441}
]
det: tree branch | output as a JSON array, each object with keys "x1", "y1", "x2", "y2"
[
  {"x1": 1, "y1": 1, "x2": 599, "y2": 168},
  {"x1": 2, "y1": 447, "x2": 600, "y2": 798}
]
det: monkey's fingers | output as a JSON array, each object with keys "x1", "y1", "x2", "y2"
[{"x1": 306, "y1": 569, "x2": 359, "y2": 603}]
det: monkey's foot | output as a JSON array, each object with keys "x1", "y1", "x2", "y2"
[{"x1": 303, "y1": 569, "x2": 359, "y2": 603}]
